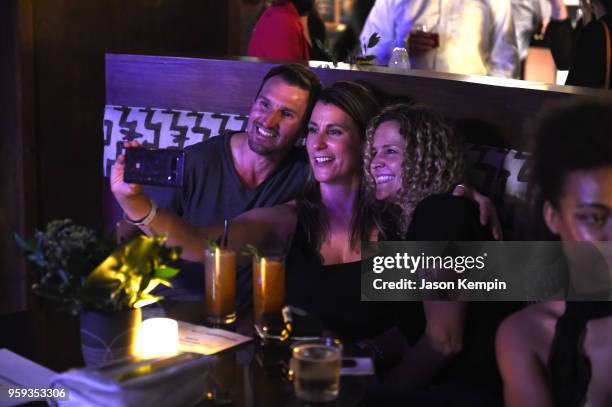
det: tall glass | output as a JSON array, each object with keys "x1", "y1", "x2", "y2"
[
  {"x1": 204, "y1": 247, "x2": 236, "y2": 325},
  {"x1": 252, "y1": 252, "x2": 285, "y2": 326},
  {"x1": 291, "y1": 338, "x2": 343, "y2": 402}
]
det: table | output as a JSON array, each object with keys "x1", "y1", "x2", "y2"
[{"x1": 161, "y1": 300, "x2": 373, "y2": 406}]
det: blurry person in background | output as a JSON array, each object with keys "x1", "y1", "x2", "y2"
[
  {"x1": 511, "y1": 0, "x2": 552, "y2": 77},
  {"x1": 333, "y1": 0, "x2": 375, "y2": 61},
  {"x1": 565, "y1": 0, "x2": 612, "y2": 87},
  {"x1": 497, "y1": 100, "x2": 612, "y2": 407},
  {"x1": 248, "y1": 0, "x2": 325, "y2": 62},
  {"x1": 543, "y1": 0, "x2": 578, "y2": 70},
  {"x1": 359, "y1": 0, "x2": 519, "y2": 77},
  {"x1": 307, "y1": 6, "x2": 328, "y2": 61},
  {"x1": 545, "y1": 0, "x2": 612, "y2": 88}
]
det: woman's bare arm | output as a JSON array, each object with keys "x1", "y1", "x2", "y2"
[
  {"x1": 110, "y1": 144, "x2": 297, "y2": 262},
  {"x1": 386, "y1": 301, "x2": 466, "y2": 387}
]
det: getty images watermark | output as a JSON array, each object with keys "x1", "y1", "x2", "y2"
[
  {"x1": 372, "y1": 251, "x2": 497, "y2": 291},
  {"x1": 361, "y1": 241, "x2": 612, "y2": 301}
]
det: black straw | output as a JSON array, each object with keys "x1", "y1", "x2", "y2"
[{"x1": 222, "y1": 219, "x2": 229, "y2": 249}]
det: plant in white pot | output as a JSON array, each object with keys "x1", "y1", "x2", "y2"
[{"x1": 16, "y1": 220, "x2": 181, "y2": 366}]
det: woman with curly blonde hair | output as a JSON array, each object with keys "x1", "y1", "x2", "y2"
[
  {"x1": 363, "y1": 103, "x2": 516, "y2": 404},
  {"x1": 364, "y1": 103, "x2": 465, "y2": 236}
]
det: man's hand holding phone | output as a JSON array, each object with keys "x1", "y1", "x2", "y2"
[
  {"x1": 110, "y1": 141, "x2": 144, "y2": 202},
  {"x1": 110, "y1": 141, "x2": 154, "y2": 225}
]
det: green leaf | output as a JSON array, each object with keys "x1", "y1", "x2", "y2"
[
  {"x1": 153, "y1": 278, "x2": 173, "y2": 289},
  {"x1": 206, "y1": 237, "x2": 222, "y2": 250},
  {"x1": 154, "y1": 266, "x2": 179, "y2": 280},
  {"x1": 243, "y1": 244, "x2": 261, "y2": 261},
  {"x1": 134, "y1": 293, "x2": 162, "y2": 309},
  {"x1": 22, "y1": 227, "x2": 181, "y2": 313},
  {"x1": 366, "y1": 32, "x2": 381, "y2": 49}
]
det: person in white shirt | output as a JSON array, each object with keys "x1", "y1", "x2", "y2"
[
  {"x1": 511, "y1": 0, "x2": 551, "y2": 63},
  {"x1": 360, "y1": 0, "x2": 519, "y2": 78}
]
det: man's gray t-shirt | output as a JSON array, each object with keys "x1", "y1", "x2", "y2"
[{"x1": 147, "y1": 131, "x2": 309, "y2": 307}]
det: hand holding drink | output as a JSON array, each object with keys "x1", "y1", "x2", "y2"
[{"x1": 407, "y1": 24, "x2": 439, "y2": 55}]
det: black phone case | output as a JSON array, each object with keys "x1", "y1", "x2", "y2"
[{"x1": 123, "y1": 148, "x2": 185, "y2": 188}]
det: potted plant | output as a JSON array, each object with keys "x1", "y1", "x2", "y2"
[{"x1": 16, "y1": 220, "x2": 181, "y2": 365}]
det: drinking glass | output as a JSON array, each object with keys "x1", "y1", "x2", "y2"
[
  {"x1": 252, "y1": 252, "x2": 286, "y2": 327},
  {"x1": 290, "y1": 338, "x2": 343, "y2": 402},
  {"x1": 204, "y1": 247, "x2": 236, "y2": 325},
  {"x1": 410, "y1": 23, "x2": 439, "y2": 48},
  {"x1": 388, "y1": 47, "x2": 410, "y2": 69}
]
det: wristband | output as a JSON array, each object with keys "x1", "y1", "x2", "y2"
[{"x1": 123, "y1": 198, "x2": 158, "y2": 226}]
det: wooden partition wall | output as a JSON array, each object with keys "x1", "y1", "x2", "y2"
[
  {"x1": 106, "y1": 54, "x2": 610, "y2": 150},
  {"x1": 2, "y1": 2, "x2": 240, "y2": 315}
]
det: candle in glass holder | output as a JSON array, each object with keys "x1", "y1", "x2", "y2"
[{"x1": 134, "y1": 317, "x2": 179, "y2": 359}]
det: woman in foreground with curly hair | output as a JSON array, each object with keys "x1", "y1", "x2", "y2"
[{"x1": 364, "y1": 103, "x2": 517, "y2": 405}]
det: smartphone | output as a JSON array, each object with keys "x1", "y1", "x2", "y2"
[
  {"x1": 340, "y1": 357, "x2": 375, "y2": 376},
  {"x1": 123, "y1": 148, "x2": 185, "y2": 188}
]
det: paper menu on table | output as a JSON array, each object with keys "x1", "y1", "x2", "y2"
[
  {"x1": 178, "y1": 321, "x2": 252, "y2": 355},
  {"x1": 0, "y1": 348, "x2": 57, "y2": 406}
]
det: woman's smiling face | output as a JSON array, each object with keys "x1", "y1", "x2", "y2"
[
  {"x1": 369, "y1": 120, "x2": 407, "y2": 200},
  {"x1": 306, "y1": 102, "x2": 363, "y2": 185}
]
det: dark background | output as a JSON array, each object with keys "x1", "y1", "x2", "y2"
[{"x1": 0, "y1": 0, "x2": 240, "y2": 370}]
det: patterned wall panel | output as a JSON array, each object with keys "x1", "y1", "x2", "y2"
[
  {"x1": 464, "y1": 143, "x2": 532, "y2": 239},
  {"x1": 102, "y1": 105, "x2": 532, "y2": 237},
  {"x1": 102, "y1": 105, "x2": 248, "y2": 176}
]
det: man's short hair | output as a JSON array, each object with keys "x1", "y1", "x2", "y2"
[
  {"x1": 533, "y1": 99, "x2": 612, "y2": 207},
  {"x1": 255, "y1": 63, "x2": 322, "y2": 121}
]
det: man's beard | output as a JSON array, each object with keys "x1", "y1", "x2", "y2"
[{"x1": 247, "y1": 129, "x2": 279, "y2": 156}]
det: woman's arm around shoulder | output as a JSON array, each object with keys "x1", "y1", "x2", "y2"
[{"x1": 406, "y1": 193, "x2": 491, "y2": 241}]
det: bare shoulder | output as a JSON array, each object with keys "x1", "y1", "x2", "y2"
[
  {"x1": 497, "y1": 302, "x2": 564, "y2": 358},
  {"x1": 583, "y1": 316, "x2": 612, "y2": 404},
  {"x1": 585, "y1": 316, "x2": 612, "y2": 349}
]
